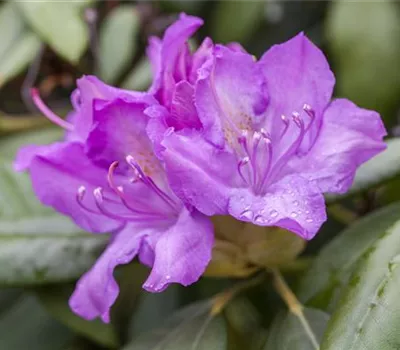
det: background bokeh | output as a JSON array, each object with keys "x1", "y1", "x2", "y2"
[{"x1": 0, "y1": 1, "x2": 400, "y2": 349}]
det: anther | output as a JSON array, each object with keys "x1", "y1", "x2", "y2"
[{"x1": 303, "y1": 103, "x2": 315, "y2": 118}]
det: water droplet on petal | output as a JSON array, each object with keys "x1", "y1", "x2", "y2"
[
  {"x1": 270, "y1": 210, "x2": 278, "y2": 218},
  {"x1": 260, "y1": 209, "x2": 265, "y2": 214},
  {"x1": 305, "y1": 210, "x2": 310, "y2": 214},
  {"x1": 165, "y1": 275, "x2": 171, "y2": 280},
  {"x1": 240, "y1": 197, "x2": 245, "y2": 202},
  {"x1": 290, "y1": 212, "x2": 298, "y2": 218},
  {"x1": 240, "y1": 210, "x2": 254, "y2": 220},
  {"x1": 306, "y1": 217, "x2": 313, "y2": 223},
  {"x1": 293, "y1": 200, "x2": 299, "y2": 206},
  {"x1": 254, "y1": 215, "x2": 265, "y2": 224}
]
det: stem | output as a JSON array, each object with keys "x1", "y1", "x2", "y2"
[
  {"x1": 211, "y1": 272, "x2": 266, "y2": 315},
  {"x1": 271, "y1": 269, "x2": 320, "y2": 350}
]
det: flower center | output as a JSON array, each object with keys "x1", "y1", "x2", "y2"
[{"x1": 236, "y1": 104, "x2": 315, "y2": 195}]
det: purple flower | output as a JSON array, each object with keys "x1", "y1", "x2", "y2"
[
  {"x1": 150, "y1": 33, "x2": 387, "y2": 240},
  {"x1": 14, "y1": 79, "x2": 213, "y2": 322}
]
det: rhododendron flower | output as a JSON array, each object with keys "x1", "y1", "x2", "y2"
[
  {"x1": 150, "y1": 32, "x2": 386, "y2": 240},
  {"x1": 14, "y1": 80, "x2": 213, "y2": 323}
]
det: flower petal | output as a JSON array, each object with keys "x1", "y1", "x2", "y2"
[
  {"x1": 86, "y1": 98, "x2": 159, "y2": 174},
  {"x1": 149, "y1": 13, "x2": 203, "y2": 106},
  {"x1": 161, "y1": 129, "x2": 238, "y2": 215},
  {"x1": 228, "y1": 174, "x2": 326, "y2": 240},
  {"x1": 289, "y1": 98, "x2": 387, "y2": 193},
  {"x1": 143, "y1": 208, "x2": 214, "y2": 292},
  {"x1": 259, "y1": 33, "x2": 335, "y2": 151},
  {"x1": 69, "y1": 224, "x2": 146, "y2": 322},
  {"x1": 16, "y1": 142, "x2": 121, "y2": 233},
  {"x1": 196, "y1": 45, "x2": 268, "y2": 147}
]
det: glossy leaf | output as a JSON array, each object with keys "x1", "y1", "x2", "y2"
[
  {"x1": 326, "y1": 0, "x2": 400, "y2": 122},
  {"x1": 327, "y1": 138, "x2": 400, "y2": 202},
  {"x1": 98, "y1": 5, "x2": 140, "y2": 83},
  {"x1": 14, "y1": 2, "x2": 89, "y2": 63},
  {"x1": 122, "y1": 300, "x2": 228, "y2": 350},
  {"x1": 0, "y1": 159, "x2": 107, "y2": 286},
  {"x1": 264, "y1": 308, "x2": 329, "y2": 350},
  {"x1": 320, "y1": 220, "x2": 400, "y2": 350},
  {"x1": 35, "y1": 284, "x2": 119, "y2": 348},
  {"x1": 297, "y1": 202, "x2": 400, "y2": 311}
]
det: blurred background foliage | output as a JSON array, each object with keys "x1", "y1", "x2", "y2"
[{"x1": 0, "y1": 1, "x2": 400, "y2": 349}]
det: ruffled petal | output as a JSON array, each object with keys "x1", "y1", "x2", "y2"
[
  {"x1": 150, "y1": 13, "x2": 203, "y2": 106},
  {"x1": 228, "y1": 174, "x2": 326, "y2": 240},
  {"x1": 189, "y1": 37, "x2": 213, "y2": 82},
  {"x1": 69, "y1": 224, "x2": 147, "y2": 322},
  {"x1": 143, "y1": 208, "x2": 214, "y2": 292},
  {"x1": 16, "y1": 142, "x2": 121, "y2": 233},
  {"x1": 161, "y1": 129, "x2": 238, "y2": 215},
  {"x1": 259, "y1": 33, "x2": 335, "y2": 151},
  {"x1": 196, "y1": 45, "x2": 268, "y2": 147},
  {"x1": 289, "y1": 99, "x2": 387, "y2": 194}
]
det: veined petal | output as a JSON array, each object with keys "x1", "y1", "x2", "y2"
[
  {"x1": 143, "y1": 208, "x2": 214, "y2": 292},
  {"x1": 259, "y1": 32, "x2": 335, "y2": 151},
  {"x1": 69, "y1": 224, "x2": 146, "y2": 322},
  {"x1": 189, "y1": 37, "x2": 213, "y2": 82},
  {"x1": 196, "y1": 45, "x2": 268, "y2": 147},
  {"x1": 86, "y1": 98, "x2": 160, "y2": 175},
  {"x1": 228, "y1": 174, "x2": 326, "y2": 240},
  {"x1": 161, "y1": 129, "x2": 238, "y2": 215},
  {"x1": 16, "y1": 142, "x2": 121, "y2": 233},
  {"x1": 289, "y1": 99, "x2": 387, "y2": 194}
]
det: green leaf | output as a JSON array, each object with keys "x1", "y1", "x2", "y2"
[
  {"x1": 0, "y1": 292, "x2": 74, "y2": 350},
  {"x1": 0, "y1": 159, "x2": 107, "y2": 286},
  {"x1": 327, "y1": 138, "x2": 400, "y2": 202},
  {"x1": 14, "y1": 2, "x2": 89, "y2": 63},
  {"x1": 98, "y1": 5, "x2": 140, "y2": 83},
  {"x1": 122, "y1": 300, "x2": 228, "y2": 350},
  {"x1": 0, "y1": 3, "x2": 25, "y2": 61},
  {"x1": 0, "y1": 127, "x2": 63, "y2": 158},
  {"x1": 210, "y1": 1, "x2": 265, "y2": 44},
  {"x1": 264, "y1": 308, "x2": 330, "y2": 350},
  {"x1": 297, "y1": 202, "x2": 400, "y2": 311},
  {"x1": 0, "y1": 31, "x2": 41, "y2": 88},
  {"x1": 326, "y1": 0, "x2": 400, "y2": 122},
  {"x1": 320, "y1": 220, "x2": 400, "y2": 350},
  {"x1": 121, "y1": 56, "x2": 152, "y2": 91},
  {"x1": 35, "y1": 284, "x2": 119, "y2": 348}
]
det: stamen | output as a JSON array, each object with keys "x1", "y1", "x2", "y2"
[
  {"x1": 280, "y1": 114, "x2": 290, "y2": 138},
  {"x1": 303, "y1": 103, "x2": 315, "y2": 119},
  {"x1": 76, "y1": 186, "x2": 102, "y2": 215},
  {"x1": 125, "y1": 155, "x2": 178, "y2": 211},
  {"x1": 93, "y1": 187, "x2": 129, "y2": 221},
  {"x1": 30, "y1": 88, "x2": 74, "y2": 131},
  {"x1": 238, "y1": 157, "x2": 251, "y2": 185}
]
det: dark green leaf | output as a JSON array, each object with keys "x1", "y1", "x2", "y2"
[
  {"x1": 297, "y1": 202, "x2": 400, "y2": 311},
  {"x1": 210, "y1": 1, "x2": 265, "y2": 44},
  {"x1": 264, "y1": 308, "x2": 329, "y2": 350},
  {"x1": 14, "y1": 2, "x2": 89, "y2": 63},
  {"x1": 35, "y1": 284, "x2": 119, "y2": 348},
  {"x1": 0, "y1": 293, "x2": 74, "y2": 350},
  {"x1": 123, "y1": 300, "x2": 228, "y2": 350},
  {"x1": 98, "y1": 5, "x2": 141, "y2": 83},
  {"x1": 326, "y1": 0, "x2": 400, "y2": 122},
  {"x1": 320, "y1": 220, "x2": 400, "y2": 350},
  {"x1": 327, "y1": 139, "x2": 400, "y2": 202}
]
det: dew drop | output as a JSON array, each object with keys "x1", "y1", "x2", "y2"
[
  {"x1": 270, "y1": 210, "x2": 278, "y2": 218},
  {"x1": 293, "y1": 200, "x2": 299, "y2": 206},
  {"x1": 240, "y1": 210, "x2": 254, "y2": 220},
  {"x1": 306, "y1": 217, "x2": 313, "y2": 223},
  {"x1": 254, "y1": 215, "x2": 265, "y2": 224},
  {"x1": 260, "y1": 209, "x2": 265, "y2": 214},
  {"x1": 305, "y1": 210, "x2": 310, "y2": 214},
  {"x1": 290, "y1": 212, "x2": 298, "y2": 218},
  {"x1": 165, "y1": 275, "x2": 171, "y2": 280}
]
